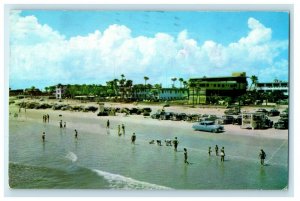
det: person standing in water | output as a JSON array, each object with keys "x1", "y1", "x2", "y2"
[
  {"x1": 131, "y1": 133, "x2": 136, "y2": 144},
  {"x1": 259, "y1": 149, "x2": 266, "y2": 165},
  {"x1": 74, "y1": 129, "x2": 78, "y2": 139},
  {"x1": 42, "y1": 132, "x2": 45, "y2": 142},
  {"x1": 173, "y1": 137, "x2": 179, "y2": 152},
  {"x1": 106, "y1": 120, "x2": 110, "y2": 129},
  {"x1": 122, "y1": 124, "x2": 125, "y2": 135},
  {"x1": 64, "y1": 122, "x2": 66, "y2": 128},
  {"x1": 215, "y1": 145, "x2": 219, "y2": 156},
  {"x1": 118, "y1": 125, "x2": 121, "y2": 136},
  {"x1": 184, "y1": 148, "x2": 189, "y2": 164},
  {"x1": 220, "y1": 147, "x2": 225, "y2": 162},
  {"x1": 208, "y1": 147, "x2": 212, "y2": 156},
  {"x1": 59, "y1": 120, "x2": 63, "y2": 128}
]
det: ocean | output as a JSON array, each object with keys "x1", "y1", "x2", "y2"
[{"x1": 8, "y1": 111, "x2": 288, "y2": 190}]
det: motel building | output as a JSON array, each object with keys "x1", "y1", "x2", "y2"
[
  {"x1": 256, "y1": 80, "x2": 289, "y2": 96},
  {"x1": 188, "y1": 72, "x2": 248, "y2": 104},
  {"x1": 132, "y1": 88, "x2": 188, "y2": 101}
]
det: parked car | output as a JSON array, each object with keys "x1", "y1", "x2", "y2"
[
  {"x1": 186, "y1": 114, "x2": 200, "y2": 122},
  {"x1": 274, "y1": 118, "x2": 288, "y2": 129},
  {"x1": 268, "y1": 109, "x2": 280, "y2": 116},
  {"x1": 192, "y1": 121, "x2": 224, "y2": 133},
  {"x1": 224, "y1": 108, "x2": 240, "y2": 115},
  {"x1": 279, "y1": 109, "x2": 288, "y2": 118},
  {"x1": 142, "y1": 107, "x2": 152, "y2": 113},
  {"x1": 256, "y1": 108, "x2": 269, "y2": 115},
  {"x1": 233, "y1": 115, "x2": 242, "y2": 125},
  {"x1": 129, "y1": 108, "x2": 139, "y2": 115},
  {"x1": 220, "y1": 115, "x2": 235, "y2": 124},
  {"x1": 172, "y1": 113, "x2": 187, "y2": 121},
  {"x1": 160, "y1": 112, "x2": 174, "y2": 120},
  {"x1": 142, "y1": 107, "x2": 152, "y2": 116},
  {"x1": 151, "y1": 110, "x2": 165, "y2": 119}
]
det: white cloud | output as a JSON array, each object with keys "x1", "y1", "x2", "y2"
[{"x1": 9, "y1": 12, "x2": 289, "y2": 89}]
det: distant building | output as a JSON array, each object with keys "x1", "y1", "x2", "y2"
[
  {"x1": 157, "y1": 88, "x2": 188, "y2": 101},
  {"x1": 55, "y1": 84, "x2": 67, "y2": 99},
  {"x1": 256, "y1": 80, "x2": 288, "y2": 96},
  {"x1": 188, "y1": 72, "x2": 248, "y2": 104},
  {"x1": 9, "y1": 89, "x2": 24, "y2": 96},
  {"x1": 132, "y1": 88, "x2": 188, "y2": 101}
]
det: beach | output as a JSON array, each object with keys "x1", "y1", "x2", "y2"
[{"x1": 8, "y1": 98, "x2": 289, "y2": 189}]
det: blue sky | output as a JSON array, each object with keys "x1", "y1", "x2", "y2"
[{"x1": 9, "y1": 10, "x2": 289, "y2": 90}]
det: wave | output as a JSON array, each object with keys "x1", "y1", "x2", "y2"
[
  {"x1": 65, "y1": 151, "x2": 78, "y2": 163},
  {"x1": 92, "y1": 169, "x2": 172, "y2": 190}
]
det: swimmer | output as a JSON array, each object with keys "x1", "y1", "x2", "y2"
[{"x1": 42, "y1": 132, "x2": 45, "y2": 142}]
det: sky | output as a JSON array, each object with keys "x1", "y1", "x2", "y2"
[{"x1": 9, "y1": 10, "x2": 289, "y2": 90}]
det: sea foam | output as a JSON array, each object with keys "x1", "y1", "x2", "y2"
[
  {"x1": 92, "y1": 169, "x2": 172, "y2": 190},
  {"x1": 65, "y1": 151, "x2": 78, "y2": 163}
]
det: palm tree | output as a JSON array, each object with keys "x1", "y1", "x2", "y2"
[
  {"x1": 125, "y1": 79, "x2": 133, "y2": 100},
  {"x1": 144, "y1": 76, "x2": 149, "y2": 86},
  {"x1": 171, "y1": 77, "x2": 177, "y2": 88},
  {"x1": 119, "y1": 74, "x2": 126, "y2": 101},
  {"x1": 249, "y1": 75, "x2": 258, "y2": 91},
  {"x1": 113, "y1": 79, "x2": 119, "y2": 97},
  {"x1": 44, "y1": 87, "x2": 49, "y2": 93},
  {"x1": 179, "y1": 78, "x2": 184, "y2": 88},
  {"x1": 183, "y1": 81, "x2": 188, "y2": 89}
]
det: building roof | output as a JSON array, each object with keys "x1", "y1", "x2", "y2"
[{"x1": 189, "y1": 76, "x2": 247, "y2": 82}]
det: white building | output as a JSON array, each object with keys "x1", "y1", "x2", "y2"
[
  {"x1": 256, "y1": 80, "x2": 288, "y2": 96},
  {"x1": 132, "y1": 88, "x2": 188, "y2": 101},
  {"x1": 55, "y1": 85, "x2": 66, "y2": 99}
]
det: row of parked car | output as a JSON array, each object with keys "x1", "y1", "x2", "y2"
[
  {"x1": 97, "y1": 107, "x2": 152, "y2": 116},
  {"x1": 224, "y1": 106, "x2": 282, "y2": 117},
  {"x1": 150, "y1": 110, "x2": 243, "y2": 126}
]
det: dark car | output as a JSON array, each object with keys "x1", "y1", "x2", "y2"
[
  {"x1": 233, "y1": 115, "x2": 242, "y2": 125},
  {"x1": 256, "y1": 108, "x2": 269, "y2": 115},
  {"x1": 160, "y1": 112, "x2": 174, "y2": 120},
  {"x1": 221, "y1": 115, "x2": 235, "y2": 124},
  {"x1": 268, "y1": 109, "x2": 280, "y2": 116},
  {"x1": 172, "y1": 113, "x2": 187, "y2": 121},
  {"x1": 274, "y1": 118, "x2": 288, "y2": 129},
  {"x1": 151, "y1": 111, "x2": 165, "y2": 119},
  {"x1": 129, "y1": 108, "x2": 139, "y2": 114}
]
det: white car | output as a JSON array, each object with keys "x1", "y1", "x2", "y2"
[{"x1": 192, "y1": 121, "x2": 224, "y2": 133}]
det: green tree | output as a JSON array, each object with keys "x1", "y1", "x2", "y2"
[
  {"x1": 249, "y1": 75, "x2": 258, "y2": 91},
  {"x1": 144, "y1": 76, "x2": 149, "y2": 86},
  {"x1": 183, "y1": 81, "x2": 188, "y2": 88},
  {"x1": 171, "y1": 77, "x2": 177, "y2": 88},
  {"x1": 179, "y1": 78, "x2": 184, "y2": 88}
]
